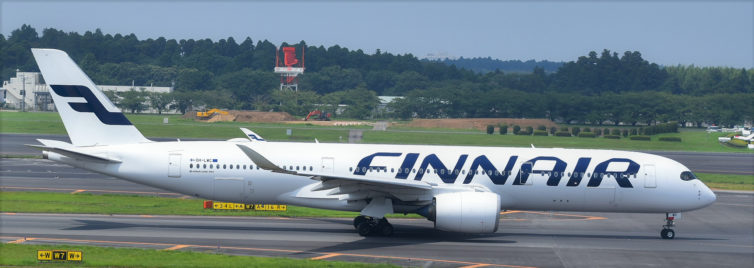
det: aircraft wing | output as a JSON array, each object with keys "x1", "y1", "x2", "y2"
[{"x1": 236, "y1": 144, "x2": 432, "y2": 202}]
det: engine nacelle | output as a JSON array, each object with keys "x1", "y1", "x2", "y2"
[{"x1": 431, "y1": 191, "x2": 501, "y2": 233}]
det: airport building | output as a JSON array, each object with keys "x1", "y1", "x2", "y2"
[{"x1": 1, "y1": 70, "x2": 172, "y2": 111}]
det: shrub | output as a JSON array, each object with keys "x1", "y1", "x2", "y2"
[
  {"x1": 604, "y1": 135, "x2": 621, "y2": 139},
  {"x1": 659, "y1": 137, "x2": 682, "y2": 142},
  {"x1": 560, "y1": 126, "x2": 569, "y2": 132},
  {"x1": 594, "y1": 128, "x2": 602, "y2": 136},
  {"x1": 513, "y1": 125, "x2": 521, "y2": 134},
  {"x1": 526, "y1": 126, "x2": 534, "y2": 134},
  {"x1": 611, "y1": 128, "x2": 621, "y2": 135},
  {"x1": 644, "y1": 122, "x2": 679, "y2": 135},
  {"x1": 550, "y1": 126, "x2": 558, "y2": 135},
  {"x1": 727, "y1": 139, "x2": 749, "y2": 148},
  {"x1": 499, "y1": 124, "x2": 508, "y2": 135},
  {"x1": 621, "y1": 129, "x2": 629, "y2": 137},
  {"x1": 533, "y1": 130, "x2": 548, "y2": 136},
  {"x1": 572, "y1": 127, "x2": 581, "y2": 136},
  {"x1": 516, "y1": 130, "x2": 532, "y2": 135},
  {"x1": 578, "y1": 132, "x2": 596, "y2": 138},
  {"x1": 630, "y1": 135, "x2": 651, "y2": 141},
  {"x1": 537, "y1": 125, "x2": 547, "y2": 131},
  {"x1": 487, "y1": 125, "x2": 494, "y2": 134},
  {"x1": 638, "y1": 127, "x2": 645, "y2": 135},
  {"x1": 555, "y1": 131, "x2": 571, "y2": 137},
  {"x1": 583, "y1": 127, "x2": 591, "y2": 133},
  {"x1": 630, "y1": 128, "x2": 638, "y2": 135}
]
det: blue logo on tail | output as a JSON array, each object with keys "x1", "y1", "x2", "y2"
[{"x1": 50, "y1": 85, "x2": 132, "y2": 126}]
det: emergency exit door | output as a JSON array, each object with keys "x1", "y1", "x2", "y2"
[
  {"x1": 644, "y1": 164, "x2": 656, "y2": 188},
  {"x1": 168, "y1": 153, "x2": 181, "y2": 178}
]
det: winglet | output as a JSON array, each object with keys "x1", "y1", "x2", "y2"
[
  {"x1": 235, "y1": 144, "x2": 294, "y2": 174},
  {"x1": 240, "y1": 128, "x2": 266, "y2": 142}
]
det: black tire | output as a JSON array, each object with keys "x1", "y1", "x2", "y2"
[
  {"x1": 357, "y1": 222, "x2": 373, "y2": 236},
  {"x1": 353, "y1": 216, "x2": 368, "y2": 229},
  {"x1": 661, "y1": 229, "x2": 675, "y2": 239},
  {"x1": 378, "y1": 222, "x2": 394, "y2": 236}
]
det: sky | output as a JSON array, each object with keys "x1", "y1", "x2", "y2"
[{"x1": 1, "y1": 1, "x2": 752, "y2": 68}]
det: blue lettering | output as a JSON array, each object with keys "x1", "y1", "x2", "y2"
[
  {"x1": 566, "y1": 157, "x2": 591, "y2": 186},
  {"x1": 462, "y1": 155, "x2": 518, "y2": 185},
  {"x1": 513, "y1": 156, "x2": 567, "y2": 185},
  {"x1": 587, "y1": 158, "x2": 640, "y2": 188},
  {"x1": 353, "y1": 152, "x2": 401, "y2": 175},
  {"x1": 395, "y1": 153, "x2": 419, "y2": 179},
  {"x1": 414, "y1": 154, "x2": 468, "y2": 184}
]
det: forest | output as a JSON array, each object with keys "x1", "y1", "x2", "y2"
[{"x1": 1, "y1": 25, "x2": 752, "y2": 126}]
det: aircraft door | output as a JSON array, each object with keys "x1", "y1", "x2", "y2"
[
  {"x1": 168, "y1": 153, "x2": 181, "y2": 178},
  {"x1": 644, "y1": 164, "x2": 656, "y2": 188},
  {"x1": 321, "y1": 157, "x2": 334, "y2": 174}
]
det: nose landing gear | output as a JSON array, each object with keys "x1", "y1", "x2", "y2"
[
  {"x1": 661, "y1": 212, "x2": 678, "y2": 239},
  {"x1": 353, "y1": 215, "x2": 393, "y2": 237}
]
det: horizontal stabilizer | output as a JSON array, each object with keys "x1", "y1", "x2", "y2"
[{"x1": 26, "y1": 143, "x2": 121, "y2": 163}]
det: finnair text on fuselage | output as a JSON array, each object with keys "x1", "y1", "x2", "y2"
[{"x1": 354, "y1": 152, "x2": 639, "y2": 187}]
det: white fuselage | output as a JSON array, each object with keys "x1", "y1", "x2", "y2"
[{"x1": 46, "y1": 140, "x2": 716, "y2": 214}]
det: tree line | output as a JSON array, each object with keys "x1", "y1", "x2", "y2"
[{"x1": 1, "y1": 25, "x2": 751, "y2": 126}]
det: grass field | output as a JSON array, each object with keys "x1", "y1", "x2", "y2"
[
  {"x1": 0, "y1": 191, "x2": 418, "y2": 218},
  {"x1": 1, "y1": 111, "x2": 750, "y2": 153},
  {"x1": 0, "y1": 243, "x2": 394, "y2": 267},
  {"x1": 696, "y1": 173, "x2": 754, "y2": 191}
]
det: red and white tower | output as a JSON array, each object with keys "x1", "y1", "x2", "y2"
[{"x1": 274, "y1": 46, "x2": 305, "y2": 91}]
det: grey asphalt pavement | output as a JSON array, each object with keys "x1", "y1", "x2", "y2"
[{"x1": 1, "y1": 192, "x2": 752, "y2": 267}]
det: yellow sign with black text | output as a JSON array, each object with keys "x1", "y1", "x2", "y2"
[
  {"x1": 254, "y1": 204, "x2": 287, "y2": 211},
  {"x1": 37, "y1": 250, "x2": 82, "y2": 261},
  {"x1": 211, "y1": 202, "x2": 286, "y2": 211}
]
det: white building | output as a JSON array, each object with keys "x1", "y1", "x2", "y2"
[{"x1": 1, "y1": 70, "x2": 172, "y2": 111}]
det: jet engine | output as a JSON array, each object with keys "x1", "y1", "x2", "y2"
[{"x1": 428, "y1": 191, "x2": 501, "y2": 233}]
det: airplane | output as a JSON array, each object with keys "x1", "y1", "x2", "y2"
[{"x1": 29, "y1": 48, "x2": 716, "y2": 239}]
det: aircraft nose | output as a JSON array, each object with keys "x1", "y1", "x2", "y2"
[{"x1": 699, "y1": 182, "x2": 717, "y2": 206}]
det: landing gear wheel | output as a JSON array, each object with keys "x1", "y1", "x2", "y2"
[
  {"x1": 357, "y1": 222, "x2": 373, "y2": 236},
  {"x1": 353, "y1": 215, "x2": 368, "y2": 229},
  {"x1": 377, "y1": 221, "x2": 394, "y2": 236},
  {"x1": 661, "y1": 229, "x2": 675, "y2": 239}
]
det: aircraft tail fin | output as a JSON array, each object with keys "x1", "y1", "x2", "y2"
[
  {"x1": 240, "y1": 128, "x2": 266, "y2": 142},
  {"x1": 31, "y1": 48, "x2": 150, "y2": 146}
]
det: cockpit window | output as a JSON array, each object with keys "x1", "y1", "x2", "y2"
[{"x1": 680, "y1": 171, "x2": 698, "y2": 181}]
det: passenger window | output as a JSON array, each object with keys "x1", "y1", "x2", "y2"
[
  {"x1": 190, "y1": 164, "x2": 193, "y2": 168},
  {"x1": 349, "y1": 167, "x2": 353, "y2": 172},
  {"x1": 203, "y1": 164, "x2": 207, "y2": 169},
  {"x1": 223, "y1": 164, "x2": 227, "y2": 169},
  {"x1": 229, "y1": 165, "x2": 233, "y2": 169}
]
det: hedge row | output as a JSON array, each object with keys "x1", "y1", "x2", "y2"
[
  {"x1": 578, "y1": 132, "x2": 596, "y2": 138},
  {"x1": 604, "y1": 135, "x2": 621, "y2": 139},
  {"x1": 658, "y1": 137, "x2": 682, "y2": 142},
  {"x1": 533, "y1": 130, "x2": 548, "y2": 136},
  {"x1": 629, "y1": 136, "x2": 651, "y2": 141},
  {"x1": 555, "y1": 131, "x2": 571, "y2": 137}
]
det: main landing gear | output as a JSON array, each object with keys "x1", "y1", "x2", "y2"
[
  {"x1": 353, "y1": 215, "x2": 393, "y2": 237},
  {"x1": 661, "y1": 213, "x2": 677, "y2": 239}
]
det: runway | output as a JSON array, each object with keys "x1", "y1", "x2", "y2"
[
  {"x1": 2, "y1": 133, "x2": 753, "y2": 175},
  {"x1": 2, "y1": 193, "x2": 752, "y2": 268}
]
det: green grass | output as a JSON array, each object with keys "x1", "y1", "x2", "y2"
[
  {"x1": 0, "y1": 243, "x2": 393, "y2": 267},
  {"x1": 697, "y1": 173, "x2": 754, "y2": 191},
  {"x1": 1, "y1": 111, "x2": 751, "y2": 153},
  {"x1": 0, "y1": 191, "x2": 419, "y2": 218}
]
